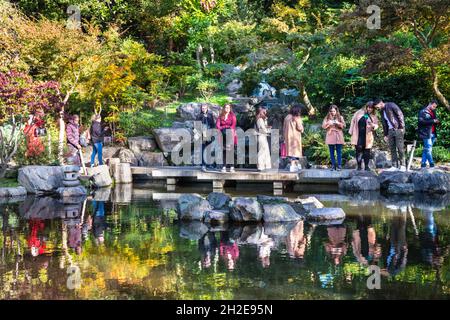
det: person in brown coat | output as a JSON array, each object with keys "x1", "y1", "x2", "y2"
[
  {"x1": 349, "y1": 102, "x2": 379, "y2": 171},
  {"x1": 283, "y1": 104, "x2": 304, "y2": 172},
  {"x1": 322, "y1": 105, "x2": 346, "y2": 171}
]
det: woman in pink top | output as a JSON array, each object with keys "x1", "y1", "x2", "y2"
[
  {"x1": 216, "y1": 103, "x2": 237, "y2": 173},
  {"x1": 322, "y1": 105, "x2": 346, "y2": 171}
]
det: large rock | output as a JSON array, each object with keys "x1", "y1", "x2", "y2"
[
  {"x1": 110, "y1": 162, "x2": 133, "y2": 184},
  {"x1": 153, "y1": 128, "x2": 191, "y2": 154},
  {"x1": 339, "y1": 176, "x2": 380, "y2": 191},
  {"x1": 177, "y1": 194, "x2": 212, "y2": 220},
  {"x1": 117, "y1": 148, "x2": 138, "y2": 165},
  {"x1": 387, "y1": 183, "x2": 415, "y2": 194},
  {"x1": 207, "y1": 192, "x2": 232, "y2": 210},
  {"x1": 56, "y1": 186, "x2": 87, "y2": 198},
  {"x1": 87, "y1": 165, "x2": 113, "y2": 188},
  {"x1": 176, "y1": 102, "x2": 221, "y2": 121},
  {"x1": 306, "y1": 208, "x2": 346, "y2": 221},
  {"x1": 229, "y1": 197, "x2": 263, "y2": 222},
  {"x1": 204, "y1": 210, "x2": 229, "y2": 223},
  {"x1": 378, "y1": 171, "x2": 412, "y2": 189},
  {"x1": 128, "y1": 136, "x2": 157, "y2": 154},
  {"x1": 256, "y1": 195, "x2": 288, "y2": 204},
  {"x1": 18, "y1": 166, "x2": 64, "y2": 194},
  {"x1": 139, "y1": 152, "x2": 168, "y2": 166},
  {"x1": 295, "y1": 196, "x2": 324, "y2": 211},
  {"x1": 262, "y1": 204, "x2": 302, "y2": 222},
  {"x1": 0, "y1": 186, "x2": 27, "y2": 198},
  {"x1": 179, "y1": 221, "x2": 209, "y2": 240},
  {"x1": 373, "y1": 150, "x2": 392, "y2": 168},
  {"x1": 411, "y1": 169, "x2": 450, "y2": 194}
]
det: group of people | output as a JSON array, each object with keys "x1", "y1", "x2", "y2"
[
  {"x1": 65, "y1": 114, "x2": 109, "y2": 168},
  {"x1": 196, "y1": 98, "x2": 440, "y2": 172}
]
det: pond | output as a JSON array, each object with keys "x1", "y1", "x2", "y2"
[{"x1": 0, "y1": 185, "x2": 449, "y2": 300}]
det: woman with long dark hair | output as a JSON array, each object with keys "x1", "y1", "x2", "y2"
[
  {"x1": 283, "y1": 104, "x2": 304, "y2": 172},
  {"x1": 255, "y1": 106, "x2": 272, "y2": 171},
  {"x1": 216, "y1": 103, "x2": 237, "y2": 172},
  {"x1": 322, "y1": 105, "x2": 346, "y2": 171},
  {"x1": 349, "y1": 102, "x2": 379, "y2": 171}
]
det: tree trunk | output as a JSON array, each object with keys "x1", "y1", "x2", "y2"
[
  {"x1": 300, "y1": 83, "x2": 316, "y2": 115},
  {"x1": 58, "y1": 108, "x2": 65, "y2": 165},
  {"x1": 431, "y1": 67, "x2": 450, "y2": 111}
]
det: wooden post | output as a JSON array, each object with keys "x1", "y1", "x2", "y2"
[{"x1": 407, "y1": 140, "x2": 417, "y2": 172}]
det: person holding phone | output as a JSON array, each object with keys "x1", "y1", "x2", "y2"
[
  {"x1": 349, "y1": 102, "x2": 379, "y2": 171},
  {"x1": 322, "y1": 105, "x2": 346, "y2": 171}
]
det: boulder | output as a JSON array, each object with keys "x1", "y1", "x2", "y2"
[
  {"x1": 56, "y1": 186, "x2": 87, "y2": 198},
  {"x1": 262, "y1": 203, "x2": 302, "y2": 222},
  {"x1": 18, "y1": 166, "x2": 64, "y2": 194},
  {"x1": 207, "y1": 192, "x2": 232, "y2": 210},
  {"x1": 229, "y1": 197, "x2": 263, "y2": 222},
  {"x1": 117, "y1": 148, "x2": 138, "y2": 165},
  {"x1": 179, "y1": 221, "x2": 209, "y2": 240},
  {"x1": 176, "y1": 102, "x2": 221, "y2": 121},
  {"x1": 411, "y1": 169, "x2": 450, "y2": 194},
  {"x1": 378, "y1": 171, "x2": 412, "y2": 189},
  {"x1": 127, "y1": 136, "x2": 157, "y2": 155},
  {"x1": 339, "y1": 176, "x2": 380, "y2": 191},
  {"x1": 306, "y1": 208, "x2": 346, "y2": 221},
  {"x1": 138, "y1": 151, "x2": 168, "y2": 166},
  {"x1": 0, "y1": 186, "x2": 27, "y2": 198},
  {"x1": 87, "y1": 165, "x2": 113, "y2": 188},
  {"x1": 256, "y1": 195, "x2": 288, "y2": 204},
  {"x1": 153, "y1": 128, "x2": 191, "y2": 154},
  {"x1": 177, "y1": 194, "x2": 212, "y2": 220},
  {"x1": 226, "y1": 79, "x2": 243, "y2": 95},
  {"x1": 373, "y1": 150, "x2": 392, "y2": 168},
  {"x1": 110, "y1": 162, "x2": 133, "y2": 184},
  {"x1": 295, "y1": 196, "x2": 324, "y2": 211},
  {"x1": 204, "y1": 210, "x2": 229, "y2": 223},
  {"x1": 386, "y1": 183, "x2": 415, "y2": 195}
]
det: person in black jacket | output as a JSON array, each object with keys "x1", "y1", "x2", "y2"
[
  {"x1": 374, "y1": 99, "x2": 406, "y2": 169},
  {"x1": 196, "y1": 104, "x2": 216, "y2": 170},
  {"x1": 89, "y1": 114, "x2": 108, "y2": 167},
  {"x1": 418, "y1": 100, "x2": 439, "y2": 168}
]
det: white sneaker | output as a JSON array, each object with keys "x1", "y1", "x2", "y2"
[
  {"x1": 230, "y1": 167, "x2": 235, "y2": 173},
  {"x1": 399, "y1": 165, "x2": 406, "y2": 172},
  {"x1": 221, "y1": 167, "x2": 227, "y2": 173}
]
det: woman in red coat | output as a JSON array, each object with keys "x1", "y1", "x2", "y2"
[
  {"x1": 216, "y1": 104, "x2": 237, "y2": 173},
  {"x1": 23, "y1": 114, "x2": 45, "y2": 159}
]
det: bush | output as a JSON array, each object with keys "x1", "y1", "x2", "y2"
[
  {"x1": 414, "y1": 145, "x2": 450, "y2": 163},
  {"x1": 119, "y1": 109, "x2": 174, "y2": 138}
]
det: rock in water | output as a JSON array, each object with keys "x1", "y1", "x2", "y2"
[
  {"x1": 338, "y1": 176, "x2": 380, "y2": 191},
  {"x1": 295, "y1": 196, "x2": 324, "y2": 210},
  {"x1": 56, "y1": 186, "x2": 87, "y2": 198},
  {"x1": 229, "y1": 197, "x2": 263, "y2": 222},
  {"x1": 18, "y1": 166, "x2": 64, "y2": 194},
  {"x1": 387, "y1": 183, "x2": 415, "y2": 194},
  {"x1": 378, "y1": 171, "x2": 412, "y2": 189},
  {"x1": 411, "y1": 169, "x2": 450, "y2": 194},
  {"x1": 306, "y1": 208, "x2": 346, "y2": 221},
  {"x1": 177, "y1": 194, "x2": 212, "y2": 220},
  {"x1": 207, "y1": 192, "x2": 232, "y2": 210},
  {"x1": 262, "y1": 203, "x2": 302, "y2": 222},
  {"x1": 204, "y1": 210, "x2": 230, "y2": 223},
  {"x1": 87, "y1": 165, "x2": 113, "y2": 188}
]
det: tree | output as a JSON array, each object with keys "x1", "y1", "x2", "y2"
[
  {"x1": 0, "y1": 71, "x2": 63, "y2": 177},
  {"x1": 340, "y1": 0, "x2": 450, "y2": 110}
]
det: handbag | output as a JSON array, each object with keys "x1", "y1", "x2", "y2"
[{"x1": 280, "y1": 142, "x2": 287, "y2": 158}]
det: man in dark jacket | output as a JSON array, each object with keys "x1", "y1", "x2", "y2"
[
  {"x1": 418, "y1": 100, "x2": 439, "y2": 168},
  {"x1": 66, "y1": 115, "x2": 81, "y2": 166},
  {"x1": 196, "y1": 103, "x2": 216, "y2": 170},
  {"x1": 374, "y1": 99, "x2": 406, "y2": 169}
]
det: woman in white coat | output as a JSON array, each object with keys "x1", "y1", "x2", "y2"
[{"x1": 255, "y1": 106, "x2": 272, "y2": 171}]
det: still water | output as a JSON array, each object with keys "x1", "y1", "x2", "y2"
[{"x1": 0, "y1": 185, "x2": 449, "y2": 300}]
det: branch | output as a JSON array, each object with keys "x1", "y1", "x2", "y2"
[{"x1": 411, "y1": 19, "x2": 428, "y2": 48}]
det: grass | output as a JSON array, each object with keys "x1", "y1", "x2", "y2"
[{"x1": 0, "y1": 178, "x2": 20, "y2": 188}]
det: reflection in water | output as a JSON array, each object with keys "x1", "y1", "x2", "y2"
[{"x1": 0, "y1": 189, "x2": 449, "y2": 300}]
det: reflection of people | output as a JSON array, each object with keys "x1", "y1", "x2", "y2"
[
  {"x1": 286, "y1": 221, "x2": 307, "y2": 259},
  {"x1": 257, "y1": 229, "x2": 274, "y2": 268},
  {"x1": 68, "y1": 223, "x2": 82, "y2": 255},
  {"x1": 420, "y1": 210, "x2": 444, "y2": 267},
  {"x1": 352, "y1": 215, "x2": 381, "y2": 266},
  {"x1": 324, "y1": 225, "x2": 347, "y2": 266},
  {"x1": 199, "y1": 232, "x2": 217, "y2": 269},
  {"x1": 386, "y1": 211, "x2": 408, "y2": 276},
  {"x1": 27, "y1": 219, "x2": 46, "y2": 257},
  {"x1": 92, "y1": 200, "x2": 106, "y2": 245},
  {"x1": 219, "y1": 232, "x2": 239, "y2": 270}
]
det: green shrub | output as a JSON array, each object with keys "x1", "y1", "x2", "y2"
[{"x1": 414, "y1": 145, "x2": 450, "y2": 163}]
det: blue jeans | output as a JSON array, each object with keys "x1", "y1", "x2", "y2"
[
  {"x1": 328, "y1": 144, "x2": 343, "y2": 167},
  {"x1": 90, "y1": 142, "x2": 103, "y2": 166},
  {"x1": 421, "y1": 134, "x2": 436, "y2": 166}
]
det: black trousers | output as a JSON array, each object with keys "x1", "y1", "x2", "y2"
[{"x1": 355, "y1": 145, "x2": 371, "y2": 169}]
